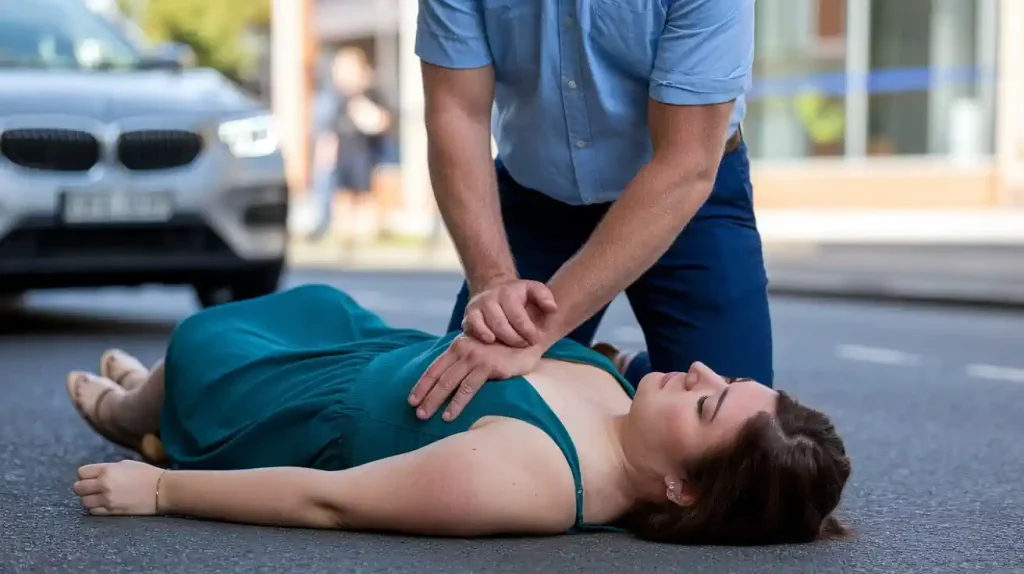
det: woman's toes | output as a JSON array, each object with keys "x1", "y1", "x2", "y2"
[
  {"x1": 66, "y1": 371, "x2": 136, "y2": 449},
  {"x1": 100, "y1": 349, "x2": 148, "y2": 391}
]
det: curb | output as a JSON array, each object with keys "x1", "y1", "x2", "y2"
[{"x1": 765, "y1": 270, "x2": 1024, "y2": 309}]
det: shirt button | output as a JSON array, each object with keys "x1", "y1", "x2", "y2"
[
  {"x1": 567, "y1": 80, "x2": 577, "y2": 89},
  {"x1": 565, "y1": 17, "x2": 573, "y2": 26},
  {"x1": 576, "y1": 140, "x2": 587, "y2": 148}
]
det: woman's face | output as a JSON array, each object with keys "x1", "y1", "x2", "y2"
[{"x1": 629, "y1": 362, "x2": 779, "y2": 465}]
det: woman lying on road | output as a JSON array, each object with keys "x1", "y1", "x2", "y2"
[{"x1": 66, "y1": 284, "x2": 852, "y2": 545}]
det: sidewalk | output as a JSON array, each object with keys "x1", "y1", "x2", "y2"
[
  {"x1": 758, "y1": 210, "x2": 1024, "y2": 307},
  {"x1": 288, "y1": 209, "x2": 1024, "y2": 307}
]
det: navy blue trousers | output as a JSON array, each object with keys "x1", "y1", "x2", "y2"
[{"x1": 445, "y1": 142, "x2": 774, "y2": 387}]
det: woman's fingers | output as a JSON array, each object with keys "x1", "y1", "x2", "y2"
[{"x1": 73, "y1": 478, "x2": 103, "y2": 497}]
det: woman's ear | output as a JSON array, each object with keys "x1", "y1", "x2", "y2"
[{"x1": 664, "y1": 475, "x2": 697, "y2": 507}]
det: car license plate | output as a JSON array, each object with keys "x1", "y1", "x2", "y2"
[{"x1": 61, "y1": 190, "x2": 175, "y2": 224}]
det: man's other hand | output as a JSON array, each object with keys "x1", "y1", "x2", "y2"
[{"x1": 462, "y1": 279, "x2": 557, "y2": 347}]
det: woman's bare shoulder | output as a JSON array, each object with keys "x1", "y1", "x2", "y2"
[{"x1": 470, "y1": 416, "x2": 581, "y2": 491}]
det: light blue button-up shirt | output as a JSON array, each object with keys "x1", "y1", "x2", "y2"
[{"x1": 415, "y1": 0, "x2": 754, "y2": 205}]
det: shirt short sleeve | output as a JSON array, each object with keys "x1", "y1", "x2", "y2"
[
  {"x1": 415, "y1": 0, "x2": 494, "y2": 69},
  {"x1": 649, "y1": 0, "x2": 755, "y2": 106}
]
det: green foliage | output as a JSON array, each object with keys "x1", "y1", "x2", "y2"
[{"x1": 131, "y1": 0, "x2": 270, "y2": 80}]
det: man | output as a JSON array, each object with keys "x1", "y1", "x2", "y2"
[{"x1": 408, "y1": 0, "x2": 771, "y2": 422}]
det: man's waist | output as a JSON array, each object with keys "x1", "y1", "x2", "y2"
[{"x1": 723, "y1": 127, "x2": 743, "y2": 155}]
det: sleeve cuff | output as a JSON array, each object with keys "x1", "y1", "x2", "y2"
[
  {"x1": 415, "y1": 30, "x2": 493, "y2": 70},
  {"x1": 649, "y1": 73, "x2": 749, "y2": 105}
]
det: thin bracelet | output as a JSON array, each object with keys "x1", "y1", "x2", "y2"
[{"x1": 155, "y1": 470, "x2": 168, "y2": 515}]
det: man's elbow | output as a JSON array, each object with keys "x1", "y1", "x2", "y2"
[{"x1": 650, "y1": 151, "x2": 720, "y2": 197}]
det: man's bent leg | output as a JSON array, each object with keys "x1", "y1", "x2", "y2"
[
  {"x1": 446, "y1": 164, "x2": 611, "y2": 346},
  {"x1": 623, "y1": 142, "x2": 774, "y2": 386}
]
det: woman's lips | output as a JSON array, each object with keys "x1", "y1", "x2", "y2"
[{"x1": 660, "y1": 372, "x2": 680, "y2": 388}]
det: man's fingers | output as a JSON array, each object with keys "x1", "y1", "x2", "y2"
[
  {"x1": 443, "y1": 365, "x2": 489, "y2": 422},
  {"x1": 502, "y1": 297, "x2": 540, "y2": 345},
  {"x1": 417, "y1": 359, "x2": 472, "y2": 419},
  {"x1": 526, "y1": 282, "x2": 558, "y2": 312},
  {"x1": 408, "y1": 350, "x2": 458, "y2": 407},
  {"x1": 482, "y1": 301, "x2": 528, "y2": 347},
  {"x1": 463, "y1": 309, "x2": 495, "y2": 343}
]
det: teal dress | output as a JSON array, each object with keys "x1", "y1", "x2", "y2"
[{"x1": 160, "y1": 284, "x2": 636, "y2": 531}]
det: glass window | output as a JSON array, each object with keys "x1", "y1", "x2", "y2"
[
  {"x1": 745, "y1": 0, "x2": 848, "y2": 159},
  {"x1": 0, "y1": 0, "x2": 142, "y2": 69},
  {"x1": 866, "y1": 0, "x2": 997, "y2": 157}
]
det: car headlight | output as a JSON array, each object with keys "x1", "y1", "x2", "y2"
[{"x1": 217, "y1": 114, "x2": 279, "y2": 158}]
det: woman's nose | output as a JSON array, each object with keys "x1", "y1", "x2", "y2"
[{"x1": 685, "y1": 361, "x2": 727, "y2": 391}]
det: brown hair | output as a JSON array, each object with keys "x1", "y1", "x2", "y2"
[{"x1": 623, "y1": 390, "x2": 852, "y2": 545}]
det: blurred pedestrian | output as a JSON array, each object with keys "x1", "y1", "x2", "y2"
[
  {"x1": 308, "y1": 46, "x2": 394, "y2": 243},
  {"x1": 409, "y1": 0, "x2": 772, "y2": 418}
]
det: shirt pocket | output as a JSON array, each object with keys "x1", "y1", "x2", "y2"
[
  {"x1": 587, "y1": 0, "x2": 660, "y2": 80},
  {"x1": 482, "y1": 0, "x2": 541, "y2": 84}
]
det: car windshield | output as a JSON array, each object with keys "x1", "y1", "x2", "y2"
[{"x1": 0, "y1": 0, "x2": 143, "y2": 69}]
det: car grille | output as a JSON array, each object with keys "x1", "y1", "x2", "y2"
[
  {"x1": 117, "y1": 130, "x2": 204, "y2": 171},
  {"x1": 0, "y1": 128, "x2": 100, "y2": 172}
]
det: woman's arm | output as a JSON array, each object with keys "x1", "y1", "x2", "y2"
[
  {"x1": 75, "y1": 421, "x2": 578, "y2": 536},
  {"x1": 159, "y1": 466, "x2": 341, "y2": 528}
]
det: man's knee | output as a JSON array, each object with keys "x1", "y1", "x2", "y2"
[{"x1": 633, "y1": 225, "x2": 773, "y2": 385}]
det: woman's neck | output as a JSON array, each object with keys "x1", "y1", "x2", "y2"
[{"x1": 608, "y1": 414, "x2": 670, "y2": 505}]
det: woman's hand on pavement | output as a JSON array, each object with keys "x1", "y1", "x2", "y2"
[{"x1": 73, "y1": 460, "x2": 165, "y2": 516}]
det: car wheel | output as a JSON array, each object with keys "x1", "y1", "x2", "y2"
[{"x1": 194, "y1": 262, "x2": 284, "y2": 308}]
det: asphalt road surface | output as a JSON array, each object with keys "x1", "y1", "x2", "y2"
[{"x1": 3, "y1": 269, "x2": 1023, "y2": 573}]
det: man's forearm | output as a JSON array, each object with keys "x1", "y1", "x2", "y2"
[
  {"x1": 160, "y1": 467, "x2": 340, "y2": 528},
  {"x1": 424, "y1": 67, "x2": 517, "y2": 292},
  {"x1": 538, "y1": 156, "x2": 718, "y2": 346}
]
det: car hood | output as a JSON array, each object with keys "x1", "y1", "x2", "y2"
[{"x1": 0, "y1": 68, "x2": 264, "y2": 122}]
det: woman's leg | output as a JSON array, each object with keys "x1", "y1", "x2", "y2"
[
  {"x1": 67, "y1": 355, "x2": 166, "y2": 448},
  {"x1": 108, "y1": 360, "x2": 165, "y2": 437}
]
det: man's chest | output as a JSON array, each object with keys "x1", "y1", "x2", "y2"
[{"x1": 480, "y1": 0, "x2": 669, "y2": 82}]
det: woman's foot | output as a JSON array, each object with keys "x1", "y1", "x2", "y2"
[
  {"x1": 66, "y1": 371, "x2": 142, "y2": 452},
  {"x1": 100, "y1": 349, "x2": 149, "y2": 391}
]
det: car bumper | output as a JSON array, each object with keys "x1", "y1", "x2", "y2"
[{"x1": 0, "y1": 214, "x2": 286, "y2": 290}]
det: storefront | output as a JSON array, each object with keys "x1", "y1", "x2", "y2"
[{"x1": 747, "y1": 0, "x2": 1019, "y2": 208}]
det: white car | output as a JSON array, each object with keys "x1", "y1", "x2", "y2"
[{"x1": 0, "y1": 0, "x2": 288, "y2": 307}]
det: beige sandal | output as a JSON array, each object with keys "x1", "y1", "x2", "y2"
[
  {"x1": 65, "y1": 371, "x2": 168, "y2": 465},
  {"x1": 66, "y1": 371, "x2": 136, "y2": 451},
  {"x1": 100, "y1": 351, "x2": 169, "y2": 465}
]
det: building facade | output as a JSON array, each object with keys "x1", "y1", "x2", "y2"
[
  {"x1": 746, "y1": 0, "x2": 1023, "y2": 209},
  {"x1": 282, "y1": 0, "x2": 1024, "y2": 229}
]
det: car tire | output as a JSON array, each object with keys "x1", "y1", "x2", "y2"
[{"x1": 193, "y1": 261, "x2": 284, "y2": 308}]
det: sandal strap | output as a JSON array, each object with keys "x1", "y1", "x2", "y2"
[{"x1": 90, "y1": 385, "x2": 114, "y2": 423}]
